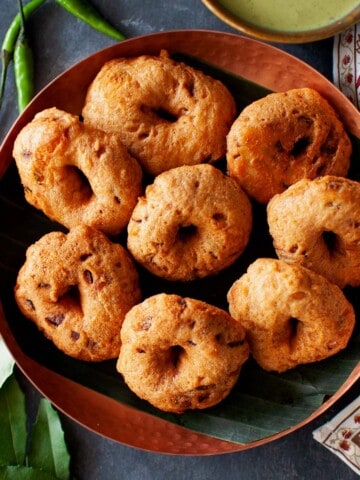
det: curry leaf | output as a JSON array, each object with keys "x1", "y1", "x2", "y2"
[
  {"x1": 0, "y1": 375, "x2": 26, "y2": 466},
  {"x1": 27, "y1": 399, "x2": 70, "y2": 480},
  {"x1": 0, "y1": 336, "x2": 15, "y2": 388}
]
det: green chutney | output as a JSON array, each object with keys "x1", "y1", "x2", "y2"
[{"x1": 218, "y1": 0, "x2": 359, "y2": 32}]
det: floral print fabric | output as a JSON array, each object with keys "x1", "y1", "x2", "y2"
[
  {"x1": 333, "y1": 23, "x2": 360, "y2": 109},
  {"x1": 313, "y1": 395, "x2": 360, "y2": 475},
  {"x1": 318, "y1": 26, "x2": 360, "y2": 475}
]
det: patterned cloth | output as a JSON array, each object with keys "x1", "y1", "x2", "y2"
[
  {"x1": 315, "y1": 26, "x2": 360, "y2": 476},
  {"x1": 313, "y1": 395, "x2": 360, "y2": 476},
  {"x1": 333, "y1": 23, "x2": 360, "y2": 109}
]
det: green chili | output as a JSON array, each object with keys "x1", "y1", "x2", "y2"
[
  {"x1": 0, "y1": 0, "x2": 45, "y2": 109},
  {"x1": 14, "y1": 0, "x2": 35, "y2": 112},
  {"x1": 55, "y1": 0, "x2": 125, "y2": 40}
]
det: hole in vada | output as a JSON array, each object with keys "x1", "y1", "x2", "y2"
[
  {"x1": 170, "y1": 345, "x2": 185, "y2": 370},
  {"x1": 140, "y1": 104, "x2": 178, "y2": 123},
  {"x1": 288, "y1": 317, "x2": 300, "y2": 344},
  {"x1": 59, "y1": 285, "x2": 81, "y2": 307},
  {"x1": 138, "y1": 132, "x2": 150, "y2": 140},
  {"x1": 184, "y1": 80, "x2": 195, "y2": 97},
  {"x1": 290, "y1": 137, "x2": 311, "y2": 157},
  {"x1": 80, "y1": 253, "x2": 93, "y2": 261},
  {"x1": 177, "y1": 224, "x2": 197, "y2": 242},
  {"x1": 64, "y1": 165, "x2": 92, "y2": 202},
  {"x1": 322, "y1": 230, "x2": 338, "y2": 254},
  {"x1": 153, "y1": 107, "x2": 178, "y2": 123}
]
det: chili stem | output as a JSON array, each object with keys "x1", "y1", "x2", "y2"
[
  {"x1": 55, "y1": 0, "x2": 125, "y2": 40},
  {"x1": 18, "y1": 0, "x2": 26, "y2": 29}
]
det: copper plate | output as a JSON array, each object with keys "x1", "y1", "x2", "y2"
[
  {"x1": 0, "y1": 30, "x2": 359, "y2": 455},
  {"x1": 202, "y1": 1, "x2": 360, "y2": 43}
]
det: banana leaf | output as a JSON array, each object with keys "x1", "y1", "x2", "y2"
[{"x1": 0, "y1": 55, "x2": 359, "y2": 445}]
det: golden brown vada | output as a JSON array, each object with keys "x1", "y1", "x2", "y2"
[
  {"x1": 227, "y1": 88, "x2": 351, "y2": 203},
  {"x1": 15, "y1": 225, "x2": 141, "y2": 361},
  {"x1": 267, "y1": 175, "x2": 360, "y2": 288},
  {"x1": 13, "y1": 107, "x2": 142, "y2": 235},
  {"x1": 227, "y1": 258, "x2": 355, "y2": 372},
  {"x1": 127, "y1": 164, "x2": 252, "y2": 281},
  {"x1": 117, "y1": 293, "x2": 249, "y2": 413},
  {"x1": 82, "y1": 51, "x2": 236, "y2": 176}
]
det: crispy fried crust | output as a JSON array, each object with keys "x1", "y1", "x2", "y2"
[
  {"x1": 227, "y1": 258, "x2": 355, "y2": 372},
  {"x1": 117, "y1": 293, "x2": 249, "y2": 413},
  {"x1": 227, "y1": 88, "x2": 351, "y2": 204},
  {"x1": 13, "y1": 108, "x2": 142, "y2": 235},
  {"x1": 267, "y1": 175, "x2": 360, "y2": 288},
  {"x1": 127, "y1": 164, "x2": 252, "y2": 281},
  {"x1": 82, "y1": 51, "x2": 236, "y2": 176},
  {"x1": 15, "y1": 225, "x2": 141, "y2": 361}
]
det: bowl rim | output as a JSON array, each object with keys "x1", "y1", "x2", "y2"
[
  {"x1": 1, "y1": 29, "x2": 359, "y2": 455},
  {"x1": 201, "y1": 0, "x2": 360, "y2": 43}
]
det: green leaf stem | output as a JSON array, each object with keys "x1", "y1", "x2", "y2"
[
  {"x1": 0, "y1": 375, "x2": 26, "y2": 466},
  {"x1": 28, "y1": 399, "x2": 70, "y2": 480},
  {"x1": 0, "y1": 375, "x2": 70, "y2": 478}
]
